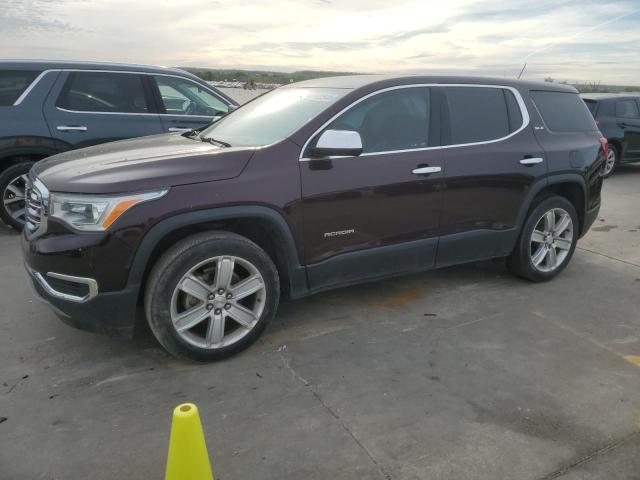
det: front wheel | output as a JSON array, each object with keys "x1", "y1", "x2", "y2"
[
  {"x1": 144, "y1": 231, "x2": 280, "y2": 361},
  {"x1": 0, "y1": 162, "x2": 35, "y2": 230},
  {"x1": 507, "y1": 195, "x2": 578, "y2": 282}
]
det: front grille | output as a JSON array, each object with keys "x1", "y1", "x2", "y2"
[
  {"x1": 24, "y1": 177, "x2": 48, "y2": 238},
  {"x1": 25, "y1": 185, "x2": 43, "y2": 234},
  {"x1": 45, "y1": 275, "x2": 91, "y2": 298}
]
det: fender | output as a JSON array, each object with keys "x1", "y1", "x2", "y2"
[
  {"x1": 125, "y1": 205, "x2": 309, "y2": 300},
  {"x1": 514, "y1": 174, "x2": 587, "y2": 231}
]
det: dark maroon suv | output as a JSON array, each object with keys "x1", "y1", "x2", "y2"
[{"x1": 21, "y1": 75, "x2": 606, "y2": 360}]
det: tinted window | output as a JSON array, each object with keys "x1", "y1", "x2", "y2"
[
  {"x1": 0, "y1": 70, "x2": 41, "y2": 106},
  {"x1": 201, "y1": 87, "x2": 347, "y2": 147},
  {"x1": 584, "y1": 99, "x2": 598, "y2": 116},
  {"x1": 321, "y1": 87, "x2": 429, "y2": 154},
  {"x1": 57, "y1": 72, "x2": 149, "y2": 113},
  {"x1": 615, "y1": 100, "x2": 640, "y2": 119},
  {"x1": 530, "y1": 91, "x2": 597, "y2": 132},
  {"x1": 443, "y1": 87, "x2": 513, "y2": 145},
  {"x1": 154, "y1": 76, "x2": 229, "y2": 116}
]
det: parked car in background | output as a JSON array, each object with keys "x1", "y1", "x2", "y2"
[
  {"x1": 581, "y1": 93, "x2": 640, "y2": 177},
  {"x1": 22, "y1": 75, "x2": 605, "y2": 361},
  {"x1": 0, "y1": 60, "x2": 237, "y2": 229}
]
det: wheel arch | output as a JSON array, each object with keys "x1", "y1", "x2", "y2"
[
  {"x1": 128, "y1": 206, "x2": 308, "y2": 303},
  {"x1": 516, "y1": 175, "x2": 587, "y2": 235}
]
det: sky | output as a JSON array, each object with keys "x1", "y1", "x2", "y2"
[{"x1": 1, "y1": 0, "x2": 639, "y2": 85}]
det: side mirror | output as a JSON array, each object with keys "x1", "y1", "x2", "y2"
[{"x1": 311, "y1": 129, "x2": 363, "y2": 158}]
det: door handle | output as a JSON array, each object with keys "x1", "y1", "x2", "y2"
[
  {"x1": 168, "y1": 127, "x2": 193, "y2": 132},
  {"x1": 412, "y1": 166, "x2": 442, "y2": 175},
  {"x1": 519, "y1": 157, "x2": 544, "y2": 166},
  {"x1": 57, "y1": 125, "x2": 87, "y2": 132}
]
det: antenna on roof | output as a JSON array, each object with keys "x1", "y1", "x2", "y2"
[{"x1": 517, "y1": 63, "x2": 527, "y2": 80}]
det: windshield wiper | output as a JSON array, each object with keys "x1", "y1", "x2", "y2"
[{"x1": 200, "y1": 136, "x2": 232, "y2": 148}]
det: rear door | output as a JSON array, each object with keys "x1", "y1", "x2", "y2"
[
  {"x1": 300, "y1": 86, "x2": 444, "y2": 290},
  {"x1": 150, "y1": 75, "x2": 232, "y2": 133},
  {"x1": 615, "y1": 98, "x2": 640, "y2": 160},
  {"x1": 437, "y1": 85, "x2": 545, "y2": 267},
  {"x1": 43, "y1": 70, "x2": 164, "y2": 149}
]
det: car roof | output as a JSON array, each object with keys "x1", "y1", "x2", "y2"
[
  {"x1": 0, "y1": 59, "x2": 195, "y2": 77},
  {"x1": 286, "y1": 74, "x2": 578, "y2": 93},
  {"x1": 580, "y1": 93, "x2": 640, "y2": 101}
]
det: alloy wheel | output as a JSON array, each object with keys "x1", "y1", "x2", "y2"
[
  {"x1": 603, "y1": 148, "x2": 616, "y2": 176},
  {"x1": 2, "y1": 174, "x2": 28, "y2": 224},
  {"x1": 529, "y1": 208, "x2": 574, "y2": 273},
  {"x1": 170, "y1": 256, "x2": 266, "y2": 349}
]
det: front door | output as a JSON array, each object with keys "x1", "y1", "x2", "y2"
[
  {"x1": 299, "y1": 86, "x2": 444, "y2": 291},
  {"x1": 43, "y1": 71, "x2": 164, "y2": 150},
  {"x1": 150, "y1": 75, "x2": 232, "y2": 133}
]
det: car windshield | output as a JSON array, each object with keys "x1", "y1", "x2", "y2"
[{"x1": 199, "y1": 87, "x2": 348, "y2": 147}]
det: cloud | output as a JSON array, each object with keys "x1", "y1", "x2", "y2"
[{"x1": 0, "y1": 0, "x2": 639, "y2": 85}]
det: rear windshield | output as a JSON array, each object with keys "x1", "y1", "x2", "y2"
[
  {"x1": 530, "y1": 91, "x2": 598, "y2": 132},
  {"x1": 0, "y1": 70, "x2": 41, "y2": 106}
]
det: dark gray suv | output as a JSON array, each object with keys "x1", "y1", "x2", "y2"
[{"x1": 0, "y1": 60, "x2": 237, "y2": 229}]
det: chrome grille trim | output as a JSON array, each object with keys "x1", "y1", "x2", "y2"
[{"x1": 24, "y1": 176, "x2": 49, "y2": 238}]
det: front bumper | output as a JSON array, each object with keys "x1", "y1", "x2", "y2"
[
  {"x1": 22, "y1": 233, "x2": 139, "y2": 338},
  {"x1": 25, "y1": 267, "x2": 139, "y2": 337}
]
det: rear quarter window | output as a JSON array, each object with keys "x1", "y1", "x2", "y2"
[
  {"x1": 530, "y1": 91, "x2": 598, "y2": 132},
  {"x1": 0, "y1": 70, "x2": 42, "y2": 106}
]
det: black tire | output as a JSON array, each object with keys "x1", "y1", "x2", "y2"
[
  {"x1": 0, "y1": 162, "x2": 35, "y2": 230},
  {"x1": 144, "y1": 231, "x2": 280, "y2": 361},
  {"x1": 602, "y1": 144, "x2": 619, "y2": 178},
  {"x1": 507, "y1": 195, "x2": 579, "y2": 282}
]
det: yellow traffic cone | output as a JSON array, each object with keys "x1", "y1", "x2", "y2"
[{"x1": 165, "y1": 403, "x2": 214, "y2": 480}]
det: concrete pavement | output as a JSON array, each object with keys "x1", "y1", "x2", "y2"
[{"x1": 1, "y1": 166, "x2": 639, "y2": 479}]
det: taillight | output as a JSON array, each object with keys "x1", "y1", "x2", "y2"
[{"x1": 599, "y1": 137, "x2": 608, "y2": 157}]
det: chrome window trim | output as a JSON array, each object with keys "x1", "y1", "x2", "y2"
[
  {"x1": 12, "y1": 70, "x2": 52, "y2": 106},
  {"x1": 26, "y1": 265, "x2": 99, "y2": 303},
  {"x1": 55, "y1": 106, "x2": 217, "y2": 118},
  {"x1": 12, "y1": 67, "x2": 232, "y2": 112},
  {"x1": 299, "y1": 83, "x2": 530, "y2": 162}
]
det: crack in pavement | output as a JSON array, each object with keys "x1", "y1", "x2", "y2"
[
  {"x1": 278, "y1": 351, "x2": 393, "y2": 480},
  {"x1": 538, "y1": 430, "x2": 640, "y2": 479},
  {"x1": 577, "y1": 246, "x2": 640, "y2": 269}
]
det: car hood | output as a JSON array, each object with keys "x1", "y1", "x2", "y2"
[{"x1": 33, "y1": 134, "x2": 256, "y2": 194}]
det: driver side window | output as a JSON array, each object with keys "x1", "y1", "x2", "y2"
[
  {"x1": 154, "y1": 76, "x2": 229, "y2": 117},
  {"x1": 321, "y1": 86, "x2": 430, "y2": 154}
]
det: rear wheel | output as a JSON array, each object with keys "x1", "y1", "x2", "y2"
[
  {"x1": 602, "y1": 144, "x2": 619, "y2": 178},
  {"x1": 0, "y1": 162, "x2": 35, "y2": 230},
  {"x1": 144, "y1": 231, "x2": 280, "y2": 361},
  {"x1": 508, "y1": 195, "x2": 578, "y2": 282}
]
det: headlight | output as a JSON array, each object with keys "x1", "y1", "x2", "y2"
[{"x1": 49, "y1": 189, "x2": 168, "y2": 231}]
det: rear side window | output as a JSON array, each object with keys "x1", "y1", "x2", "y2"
[
  {"x1": 57, "y1": 72, "x2": 150, "y2": 113},
  {"x1": 530, "y1": 91, "x2": 597, "y2": 132},
  {"x1": 443, "y1": 86, "x2": 520, "y2": 145},
  {"x1": 615, "y1": 100, "x2": 640, "y2": 119},
  {"x1": 0, "y1": 70, "x2": 41, "y2": 106}
]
